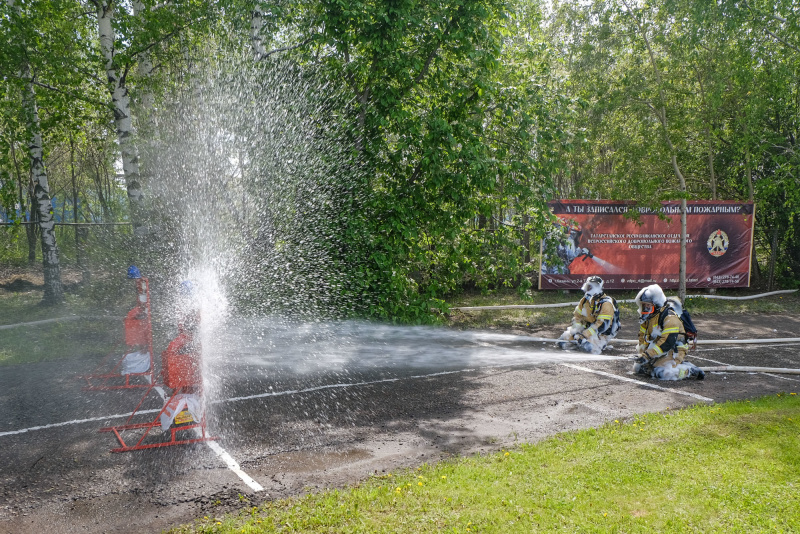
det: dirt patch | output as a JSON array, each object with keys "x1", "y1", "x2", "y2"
[{"x1": 0, "y1": 266, "x2": 83, "y2": 293}]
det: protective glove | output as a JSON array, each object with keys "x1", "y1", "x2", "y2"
[{"x1": 633, "y1": 356, "x2": 652, "y2": 375}]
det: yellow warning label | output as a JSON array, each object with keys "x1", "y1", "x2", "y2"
[{"x1": 174, "y1": 410, "x2": 194, "y2": 425}]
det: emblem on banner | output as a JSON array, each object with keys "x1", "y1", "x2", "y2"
[{"x1": 707, "y1": 229, "x2": 729, "y2": 257}]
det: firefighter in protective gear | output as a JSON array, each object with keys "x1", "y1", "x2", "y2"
[
  {"x1": 556, "y1": 276, "x2": 619, "y2": 354},
  {"x1": 633, "y1": 284, "x2": 704, "y2": 381}
]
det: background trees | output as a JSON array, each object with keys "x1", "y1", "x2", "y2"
[{"x1": 1, "y1": 0, "x2": 797, "y2": 317}]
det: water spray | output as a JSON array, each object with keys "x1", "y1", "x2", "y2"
[{"x1": 98, "y1": 283, "x2": 216, "y2": 452}]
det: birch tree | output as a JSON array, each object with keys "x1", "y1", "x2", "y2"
[
  {"x1": 2, "y1": 0, "x2": 64, "y2": 303},
  {"x1": 22, "y1": 71, "x2": 63, "y2": 303},
  {"x1": 87, "y1": 0, "x2": 225, "y2": 238},
  {"x1": 91, "y1": 0, "x2": 146, "y2": 236}
]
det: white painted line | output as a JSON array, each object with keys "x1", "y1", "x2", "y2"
[
  {"x1": 1, "y1": 347, "x2": 785, "y2": 441},
  {"x1": 512, "y1": 338, "x2": 800, "y2": 348},
  {"x1": 0, "y1": 370, "x2": 473, "y2": 439},
  {"x1": 215, "y1": 369, "x2": 472, "y2": 405},
  {"x1": 561, "y1": 363, "x2": 715, "y2": 402},
  {"x1": 150, "y1": 385, "x2": 264, "y2": 492},
  {"x1": 0, "y1": 315, "x2": 122, "y2": 330},
  {"x1": 204, "y1": 440, "x2": 264, "y2": 492},
  {"x1": 693, "y1": 343, "x2": 800, "y2": 355},
  {"x1": 0, "y1": 408, "x2": 162, "y2": 438},
  {"x1": 761, "y1": 373, "x2": 800, "y2": 382},
  {"x1": 689, "y1": 348, "x2": 800, "y2": 382}
]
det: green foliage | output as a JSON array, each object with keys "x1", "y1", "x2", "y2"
[
  {"x1": 287, "y1": 0, "x2": 567, "y2": 321},
  {"x1": 2, "y1": 0, "x2": 799, "y2": 320},
  {"x1": 549, "y1": 0, "x2": 800, "y2": 288},
  {"x1": 0, "y1": 174, "x2": 16, "y2": 221}
]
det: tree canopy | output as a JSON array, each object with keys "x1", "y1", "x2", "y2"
[{"x1": 1, "y1": 0, "x2": 798, "y2": 317}]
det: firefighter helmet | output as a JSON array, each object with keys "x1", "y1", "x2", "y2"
[
  {"x1": 635, "y1": 284, "x2": 666, "y2": 323},
  {"x1": 582, "y1": 276, "x2": 604, "y2": 300}
]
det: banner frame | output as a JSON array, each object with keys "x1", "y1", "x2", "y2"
[{"x1": 538, "y1": 200, "x2": 756, "y2": 291}]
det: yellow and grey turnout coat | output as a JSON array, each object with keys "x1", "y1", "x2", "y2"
[
  {"x1": 639, "y1": 306, "x2": 689, "y2": 368},
  {"x1": 572, "y1": 295, "x2": 616, "y2": 339}
]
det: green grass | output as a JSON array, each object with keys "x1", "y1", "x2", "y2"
[
  {"x1": 171, "y1": 394, "x2": 800, "y2": 533},
  {"x1": 0, "y1": 281, "x2": 129, "y2": 366},
  {"x1": 0, "y1": 318, "x2": 121, "y2": 365},
  {"x1": 0, "y1": 286, "x2": 129, "y2": 325}
]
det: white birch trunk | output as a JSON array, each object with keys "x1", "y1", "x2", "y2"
[
  {"x1": 22, "y1": 66, "x2": 64, "y2": 304},
  {"x1": 250, "y1": 4, "x2": 267, "y2": 61},
  {"x1": 9, "y1": 0, "x2": 63, "y2": 303},
  {"x1": 96, "y1": 0, "x2": 146, "y2": 235},
  {"x1": 130, "y1": 0, "x2": 159, "y2": 236}
]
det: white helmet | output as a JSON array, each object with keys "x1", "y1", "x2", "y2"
[
  {"x1": 581, "y1": 275, "x2": 604, "y2": 300},
  {"x1": 666, "y1": 296, "x2": 684, "y2": 316},
  {"x1": 635, "y1": 284, "x2": 666, "y2": 323}
]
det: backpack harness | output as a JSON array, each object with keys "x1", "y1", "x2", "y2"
[
  {"x1": 657, "y1": 306, "x2": 698, "y2": 349},
  {"x1": 590, "y1": 295, "x2": 621, "y2": 337}
]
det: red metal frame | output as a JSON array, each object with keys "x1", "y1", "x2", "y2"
[
  {"x1": 98, "y1": 385, "x2": 215, "y2": 452},
  {"x1": 81, "y1": 278, "x2": 156, "y2": 390}
]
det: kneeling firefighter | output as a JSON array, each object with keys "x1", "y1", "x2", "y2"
[
  {"x1": 633, "y1": 284, "x2": 704, "y2": 381},
  {"x1": 556, "y1": 276, "x2": 620, "y2": 355}
]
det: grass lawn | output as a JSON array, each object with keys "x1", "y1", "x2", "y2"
[
  {"x1": 0, "y1": 317, "x2": 122, "y2": 365},
  {"x1": 0, "y1": 284, "x2": 129, "y2": 366},
  {"x1": 172, "y1": 394, "x2": 800, "y2": 533}
]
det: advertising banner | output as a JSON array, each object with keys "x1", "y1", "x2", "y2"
[{"x1": 539, "y1": 200, "x2": 755, "y2": 290}]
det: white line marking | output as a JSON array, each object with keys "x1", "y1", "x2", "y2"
[
  {"x1": 204, "y1": 440, "x2": 264, "y2": 492},
  {"x1": 761, "y1": 373, "x2": 800, "y2": 382},
  {"x1": 1, "y1": 370, "x2": 472, "y2": 490},
  {"x1": 0, "y1": 370, "x2": 473, "y2": 439},
  {"x1": 0, "y1": 315, "x2": 122, "y2": 330},
  {"x1": 0, "y1": 409, "x2": 162, "y2": 437},
  {"x1": 613, "y1": 338, "x2": 800, "y2": 346},
  {"x1": 214, "y1": 369, "x2": 472, "y2": 405},
  {"x1": 561, "y1": 363, "x2": 715, "y2": 402},
  {"x1": 693, "y1": 342, "x2": 800, "y2": 354},
  {"x1": 149, "y1": 385, "x2": 265, "y2": 492}
]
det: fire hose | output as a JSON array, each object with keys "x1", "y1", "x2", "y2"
[
  {"x1": 450, "y1": 289, "x2": 797, "y2": 311},
  {"x1": 505, "y1": 334, "x2": 800, "y2": 374},
  {"x1": 455, "y1": 290, "x2": 800, "y2": 374}
]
